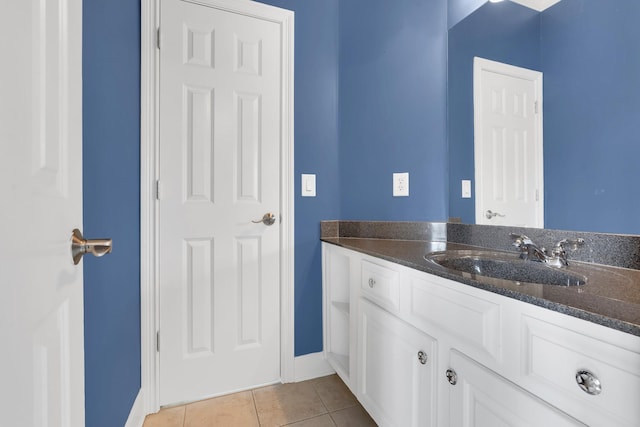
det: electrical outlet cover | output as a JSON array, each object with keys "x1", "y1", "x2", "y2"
[{"x1": 393, "y1": 172, "x2": 409, "y2": 197}]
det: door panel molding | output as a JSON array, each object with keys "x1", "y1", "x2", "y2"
[
  {"x1": 1, "y1": 0, "x2": 84, "y2": 424},
  {"x1": 140, "y1": 0, "x2": 294, "y2": 413},
  {"x1": 473, "y1": 57, "x2": 544, "y2": 228}
]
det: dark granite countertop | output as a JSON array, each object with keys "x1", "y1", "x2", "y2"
[{"x1": 321, "y1": 236, "x2": 640, "y2": 337}]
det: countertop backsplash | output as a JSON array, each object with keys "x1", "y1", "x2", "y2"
[{"x1": 321, "y1": 220, "x2": 640, "y2": 271}]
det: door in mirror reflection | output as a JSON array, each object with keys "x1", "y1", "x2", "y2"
[{"x1": 474, "y1": 57, "x2": 544, "y2": 227}]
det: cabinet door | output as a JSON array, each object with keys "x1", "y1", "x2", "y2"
[
  {"x1": 357, "y1": 298, "x2": 436, "y2": 427},
  {"x1": 448, "y1": 350, "x2": 584, "y2": 427}
]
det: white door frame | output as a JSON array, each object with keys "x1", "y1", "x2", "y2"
[
  {"x1": 473, "y1": 56, "x2": 544, "y2": 227},
  {"x1": 140, "y1": 0, "x2": 295, "y2": 413}
]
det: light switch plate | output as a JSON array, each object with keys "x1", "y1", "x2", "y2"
[
  {"x1": 393, "y1": 172, "x2": 409, "y2": 197},
  {"x1": 462, "y1": 180, "x2": 471, "y2": 198},
  {"x1": 301, "y1": 174, "x2": 316, "y2": 197}
]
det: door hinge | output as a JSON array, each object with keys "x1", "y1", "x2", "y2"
[
  {"x1": 536, "y1": 189, "x2": 540, "y2": 201},
  {"x1": 156, "y1": 27, "x2": 161, "y2": 50},
  {"x1": 534, "y1": 100, "x2": 539, "y2": 114},
  {"x1": 156, "y1": 331, "x2": 160, "y2": 352},
  {"x1": 155, "y1": 179, "x2": 161, "y2": 200}
]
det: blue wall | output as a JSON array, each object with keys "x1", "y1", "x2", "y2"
[
  {"x1": 448, "y1": 1, "x2": 540, "y2": 224},
  {"x1": 256, "y1": 0, "x2": 341, "y2": 356},
  {"x1": 260, "y1": 0, "x2": 450, "y2": 354},
  {"x1": 83, "y1": 0, "x2": 141, "y2": 426},
  {"x1": 541, "y1": 0, "x2": 640, "y2": 233},
  {"x1": 447, "y1": 0, "x2": 640, "y2": 234},
  {"x1": 339, "y1": 0, "x2": 448, "y2": 221},
  {"x1": 79, "y1": 0, "x2": 640, "y2": 419},
  {"x1": 448, "y1": 0, "x2": 485, "y2": 29},
  {"x1": 81, "y1": 0, "x2": 450, "y2": 420}
]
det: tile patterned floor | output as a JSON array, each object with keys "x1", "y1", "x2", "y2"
[{"x1": 143, "y1": 374, "x2": 377, "y2": 427}]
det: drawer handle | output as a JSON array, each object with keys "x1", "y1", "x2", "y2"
[
  {"x1": 368, "y1": 278, "x2": 376, "y2": 288},
  {"x1": 576, "y1": 370, "x2": 602, "y2": 395},
  {"x1": 417, "y1": 351, "x2": 428, "y2": 365},
  {"x1": 446, "y1": 369, "x2": 458, "y2": 385}
]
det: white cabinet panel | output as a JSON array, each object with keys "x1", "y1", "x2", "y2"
[
  {"x1": 358, "y1": 299, "x2": 436, "y2": 427},
  {"x1": 404, "y1": 273, "x2": 503, "y2": 366},
  {"x1": 520, "y1": 314, "x2": 640, "y2": 427},
  {"x1": 449, "y1": 350, "x2": 584, "y2": 427}
]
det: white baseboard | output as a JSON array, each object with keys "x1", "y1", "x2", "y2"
[
  {"x1": 293, "y1": 351, "x2": 335, "y2": 382},
  {"x1": 124, "y1": 389, "x2": 146, "y2": 427},
  {"x1": 130, "y1": 354, "x2": 332, "y2": 421}
]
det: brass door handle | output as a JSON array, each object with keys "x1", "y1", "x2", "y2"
[
  {"x1": 252, "y1": 213, "x2": 276, "y2": 226},
  {"x1": 71, "y1": 229, "x2": 113, "y2": 265}
]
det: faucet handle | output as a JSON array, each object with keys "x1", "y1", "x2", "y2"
[
  {"x1": 510, "y1": 233, "x2": 534, "y2": 248},
  {"x1": 554, "y1": 238, "x2": 585, "y2": 250},
  {"x1": 548, "y1": 238, "x2": 584, "y2": 267},
  {"x1": 510, "y1": 233, "x2": 547, "y2": 262}
]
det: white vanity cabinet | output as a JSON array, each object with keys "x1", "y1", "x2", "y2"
[
  {"x1": 322, "y1": 242, "x2": 640, "y2": 427},
  {"x1": 324, "y1": 242, "x2": 438, "y2": 426}
]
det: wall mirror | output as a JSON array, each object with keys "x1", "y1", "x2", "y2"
[{"x1": 447, "y1": 0, "x2": 640, "y2": 235}]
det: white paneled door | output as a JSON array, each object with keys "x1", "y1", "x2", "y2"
[
  {"x1": 158, "y1": 0, "x2": 284, "y2": 405},
  {"x1": 474, "y1": 57, "x2": 544, "y2": 228},
  {"x1": 0, "y1": 0, "x2": 84, "y2": 426}
]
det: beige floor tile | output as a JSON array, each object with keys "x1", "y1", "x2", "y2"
[
  {"x1": 311, "y1": 375, "x2": 358, "y2": 412},
  {"x1": 143, "y1": 405, "x2": 185, "y2": 427},
  {"x1": 330, "y1": 405, "x2": 377, "y2": 427},
  {"x1": 284, "y1": 414, "x2": 337, "y2": 427},
  {"x1": 253, "y1": 380, "x2": 328, "y2": 427},
  {"x1": 183, "y1": 390, "x2": 259, "y2": 427}
]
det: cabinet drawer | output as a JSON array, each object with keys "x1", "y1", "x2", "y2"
[
  {"x1": 521, "y1": 315, "x2": 640, "y2": 427},
  {"x1": 361, "y1": 259, "x2": 400, "y2": 312},
  {"x1": 405, "y1": 273, "x2": 502, "y2": 366}
]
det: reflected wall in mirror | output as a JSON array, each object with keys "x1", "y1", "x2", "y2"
[{"x1": 447, "y1": 0, "x2": 640, "y2": 234}]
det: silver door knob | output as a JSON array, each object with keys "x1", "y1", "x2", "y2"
[
  {"x1": 417, "y1": 351, "x2": 428, "y2": 365},
  {"x1": 71, "y1": 229, "x2": 113, "y2": 265},
  {"x1": 485, "y1": 210, "x2": 506, "y2": 219},
  {"x1": 252, "y1": 213, "x2": 276, "y2": 226}
]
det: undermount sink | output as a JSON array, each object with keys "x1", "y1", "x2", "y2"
[{"x1": 424, "y1": 249, "x2": 587, "y2": 286}]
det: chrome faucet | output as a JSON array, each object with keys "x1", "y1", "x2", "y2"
[
  {"x1": 510, "y1": 234, "x2": 547, "y2": 262},
  {"x1": 509, "y1": 234, "x2": 584, "y2": 267},
  {"x1": 547, "y1": 238, "x2": 586, "y2": 267}
]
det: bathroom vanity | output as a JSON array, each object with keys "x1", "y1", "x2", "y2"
[{"x1": 322, "y1": 221, "x2": 640, "y2": 427}]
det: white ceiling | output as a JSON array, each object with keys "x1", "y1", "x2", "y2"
[{"x1": 510, "y1": 0, "x2": 562, "y2": 12}]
